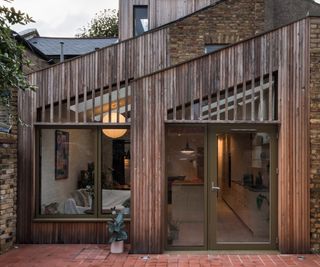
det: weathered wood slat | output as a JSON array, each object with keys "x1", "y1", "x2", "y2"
[
  {"x1": 29, "y1": 28, "x2": 170, "y2": 118},
  {"x1": 269, "y1": 33, "x2": 273, "y2": 121},
  {"x1": 132, "y1": 74, "x2": 165, "y2": 254},
  {"x1": 30, "y1": 222, "x2": 130, "y2": 244},
  {"x1": 83, "y1": 56, "x2": 87, "y2": 123}
]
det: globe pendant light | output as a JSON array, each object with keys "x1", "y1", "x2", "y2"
[{"x1": 102, "y1": 113, "x2": 127, "y2": 139}]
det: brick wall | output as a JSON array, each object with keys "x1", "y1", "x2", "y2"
[
  {"x1": 168, "y1": 0, "x2": 320, "y2": 66},
  {"x1": 310, "y1": 17, "x2": 320, "y2": 253},
  {"x1": 23, "y1": 49, "x2": 50, "y2": 74},
  {"x1": 0, "y1": 90, "x2": 17, "y2": 254},
  {"x1": 265, "y1": 0, "x2": 320, "y2": 32},
  {"x1": 169, "y1": 0, "x2": 265, "y2": 65}
]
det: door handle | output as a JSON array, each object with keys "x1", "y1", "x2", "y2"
[{"x1": 211, "y1": 181, "x2": 220, "y2": 192}]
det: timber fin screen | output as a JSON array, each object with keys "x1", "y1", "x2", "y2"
[{"x1": 167, "y1": 73, "x2": 277, "y2": 122}]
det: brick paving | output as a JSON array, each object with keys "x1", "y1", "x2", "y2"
[{"x1": 0, "y1": 245, "x2": 320, "y2": 267}]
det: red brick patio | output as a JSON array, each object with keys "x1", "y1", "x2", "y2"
[{"x1": 0, "y1": 245, "x2": 319, "y2": 267}]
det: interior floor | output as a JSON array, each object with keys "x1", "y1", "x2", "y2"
[
  {"x1": 171, "y1": 222, "x2": 204, "y2": 247},
  {"x1": 168, "y1": 199, "x2": 268, "y2": 247},
  {"x1": 217, "y1": 199, "x2": 255, "y2": 242},
  {"x1": 218, "y1": 199, "x2": 269, "y2": 242}
]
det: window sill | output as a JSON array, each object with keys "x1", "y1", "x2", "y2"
[{"x1": 33, "y1": 217, "x2": 131, "y2": 223}]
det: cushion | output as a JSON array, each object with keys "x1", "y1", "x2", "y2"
[
  {"x1": 71, "y1": 190, "x2": 85, "y2": 207},
  {"x1": 79, "y1": 189, "x2": 90, "y2": 207},
  {"x1": 71, "y1": 189, "x2": 90, "y2": 207},
  {"x1": 44, "y1": 202, "x2": 59, "y2": 215}
]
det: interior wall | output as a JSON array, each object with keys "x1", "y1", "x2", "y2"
[
  {"x1": 217, "y1": 136, "x2": 224, "y2": 194},
  {"x1": 102, "y1": 136, "x2": 113, "y2": 184},
  {"x1": 230, "y1": 134, "x2": 252, "y2": 182},
  {"x1": 40, "y1": 129, "x2": 95, "y2": 207}
]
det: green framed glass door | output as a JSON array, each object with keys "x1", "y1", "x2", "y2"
[{"x1": 208, "y1": 125, "x2": 278, "y2": 250}]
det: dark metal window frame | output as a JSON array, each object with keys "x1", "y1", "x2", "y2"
[
  {"x1": 204, "y1": 44, "x2": 229, "y2": 54},
  {"x1": 133, "y1": 5, "x2": 149, "y2": 37},
  {"x1": 165, "y1": 123, "x2": 278, "y2": 251},
  {"x1": 34, "y1": 124, "x2": 131, "y2": 222}
]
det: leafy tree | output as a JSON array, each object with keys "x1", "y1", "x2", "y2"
[
  {"x1": 76, "y1": 9, "x2": 118, "y2": 38},
  {"x1": 0, "y1": 0, "x2": 35, "y2": 114}
]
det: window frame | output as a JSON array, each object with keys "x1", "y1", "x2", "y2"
[
  {"x1": 34, "y1": 124, "x2": 131, "y2": 222},
  {"x1": 133, "y1": 5, "x2": 149, "y2": 37},
  {"x1": 204, "y1": 44, "x2": 229, "y2": 54}
]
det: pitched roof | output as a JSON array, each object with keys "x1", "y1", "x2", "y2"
[{"x1": 28, "y1": 37, "x2": 118, "y2": 56}]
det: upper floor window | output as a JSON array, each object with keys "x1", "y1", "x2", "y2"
[
  {"x1": 133, "y1": 5, "x2": 148, "y2": 36},
  {"x1": 204, "y1": 44, "x2": 228, "y2": 54}
]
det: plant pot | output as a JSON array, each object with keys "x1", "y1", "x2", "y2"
[{"x1": 110, "y1": 240, "x2": 124, "y2": 254}]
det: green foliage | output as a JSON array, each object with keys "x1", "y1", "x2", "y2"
[
  {"x1": 108, "y1": 210, "x2": 128, "y2": 243},
  {"x1": 76, "y1": 9, "x2": 118, "y2": 38},
  {"x1": 0, "y1": 0, "x2": 35, "y2": 107}
]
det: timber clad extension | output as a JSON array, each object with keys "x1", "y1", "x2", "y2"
[
  {"x1": 11, "y1": 0, "x2": 320, "y2": 255},
  {"x1": 132, "y1": 18, "x2": 310, "y2": 253}
]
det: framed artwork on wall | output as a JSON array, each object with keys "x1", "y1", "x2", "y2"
[{"x1": 55, "y1": 130, "x2": 69, "y2": 180}]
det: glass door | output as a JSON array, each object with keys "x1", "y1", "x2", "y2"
[
  {"x1": 166, "y1": 125, "x2": 207, "y2": 250},
  {"x1": 208, "y1": 125, "x2": 278, "y2": 250}
]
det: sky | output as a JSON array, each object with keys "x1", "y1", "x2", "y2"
[{"x1": 8, "y1": 0, "x2": 119, "y2": 37}]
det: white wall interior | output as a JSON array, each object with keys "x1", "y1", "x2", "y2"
[{"x1": 40, "y1": 129, "x2": 95, "y2": 210}]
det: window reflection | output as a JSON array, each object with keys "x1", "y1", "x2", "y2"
[
  {"x1": 134, "y1": 6, "x2": 148, "y2": 36},
  {"x1": 216, "y1": 132, "x2": 271, "y2": 242},
  {"x1": 166, "y1": 126, "x2": 205, "y2": 247},
  {"x1": 101, "y1": 129, "x2": 131, "y2": 215},
  {"x1": 40, "y1": 129, "x2": 96, "y2": 215}
]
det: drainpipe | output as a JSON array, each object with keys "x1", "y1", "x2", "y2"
[{"x1": 60, "y1": 42, "x2": 64, "y2": 62}]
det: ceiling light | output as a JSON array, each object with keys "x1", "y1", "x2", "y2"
[
  {"x1": 102, "y1": 113, "x2": 127, "y2": 139},
  {"x1": 180, "y1": 139, "x2": 195, "y2": 155}
]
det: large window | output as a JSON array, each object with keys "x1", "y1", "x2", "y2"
[
  {"x1": 133, "y1": 5, "x2": 148, "y2": 36},
  {"x1": 38, "y1": 127, "x2": 130, "y2": 218}
]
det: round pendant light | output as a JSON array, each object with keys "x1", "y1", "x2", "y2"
[
  {"x1": 180, "y1": 139, "x2": 195, "y2": 155},
  {"x1": 102, "y1": 113, "x2": 127, "y2": 139}
]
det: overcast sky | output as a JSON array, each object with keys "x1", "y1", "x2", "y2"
[
  {"x1": 9, "y1": 0, "x2": 119, "y2": 37},
  {"x1": 7, "y1": 0, "x2": 320, "y2": 37}
]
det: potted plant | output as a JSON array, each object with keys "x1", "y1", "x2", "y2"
[{"x1": 108, "y1": 208, "x2": 128, "y2": 253}]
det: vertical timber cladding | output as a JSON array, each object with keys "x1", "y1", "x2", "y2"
[
  {"x1": 277, "y1": 19, "x2": 310, "y2": 254},
  {"x1": 28, "y1": 27, "x2": 170, "y2": 118},
  {"x1": 131, "y1": 74, "x2": 166, "y2": 254},
  {"x1": 132, "y1": 19, "x2": 310, "y2": 253},
  {"x1": 17, "y1": 89, "x2": 36, "y2": 243},
  {"x1": 17, "y1": 27, "x2": 169, "y2": 242}
]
